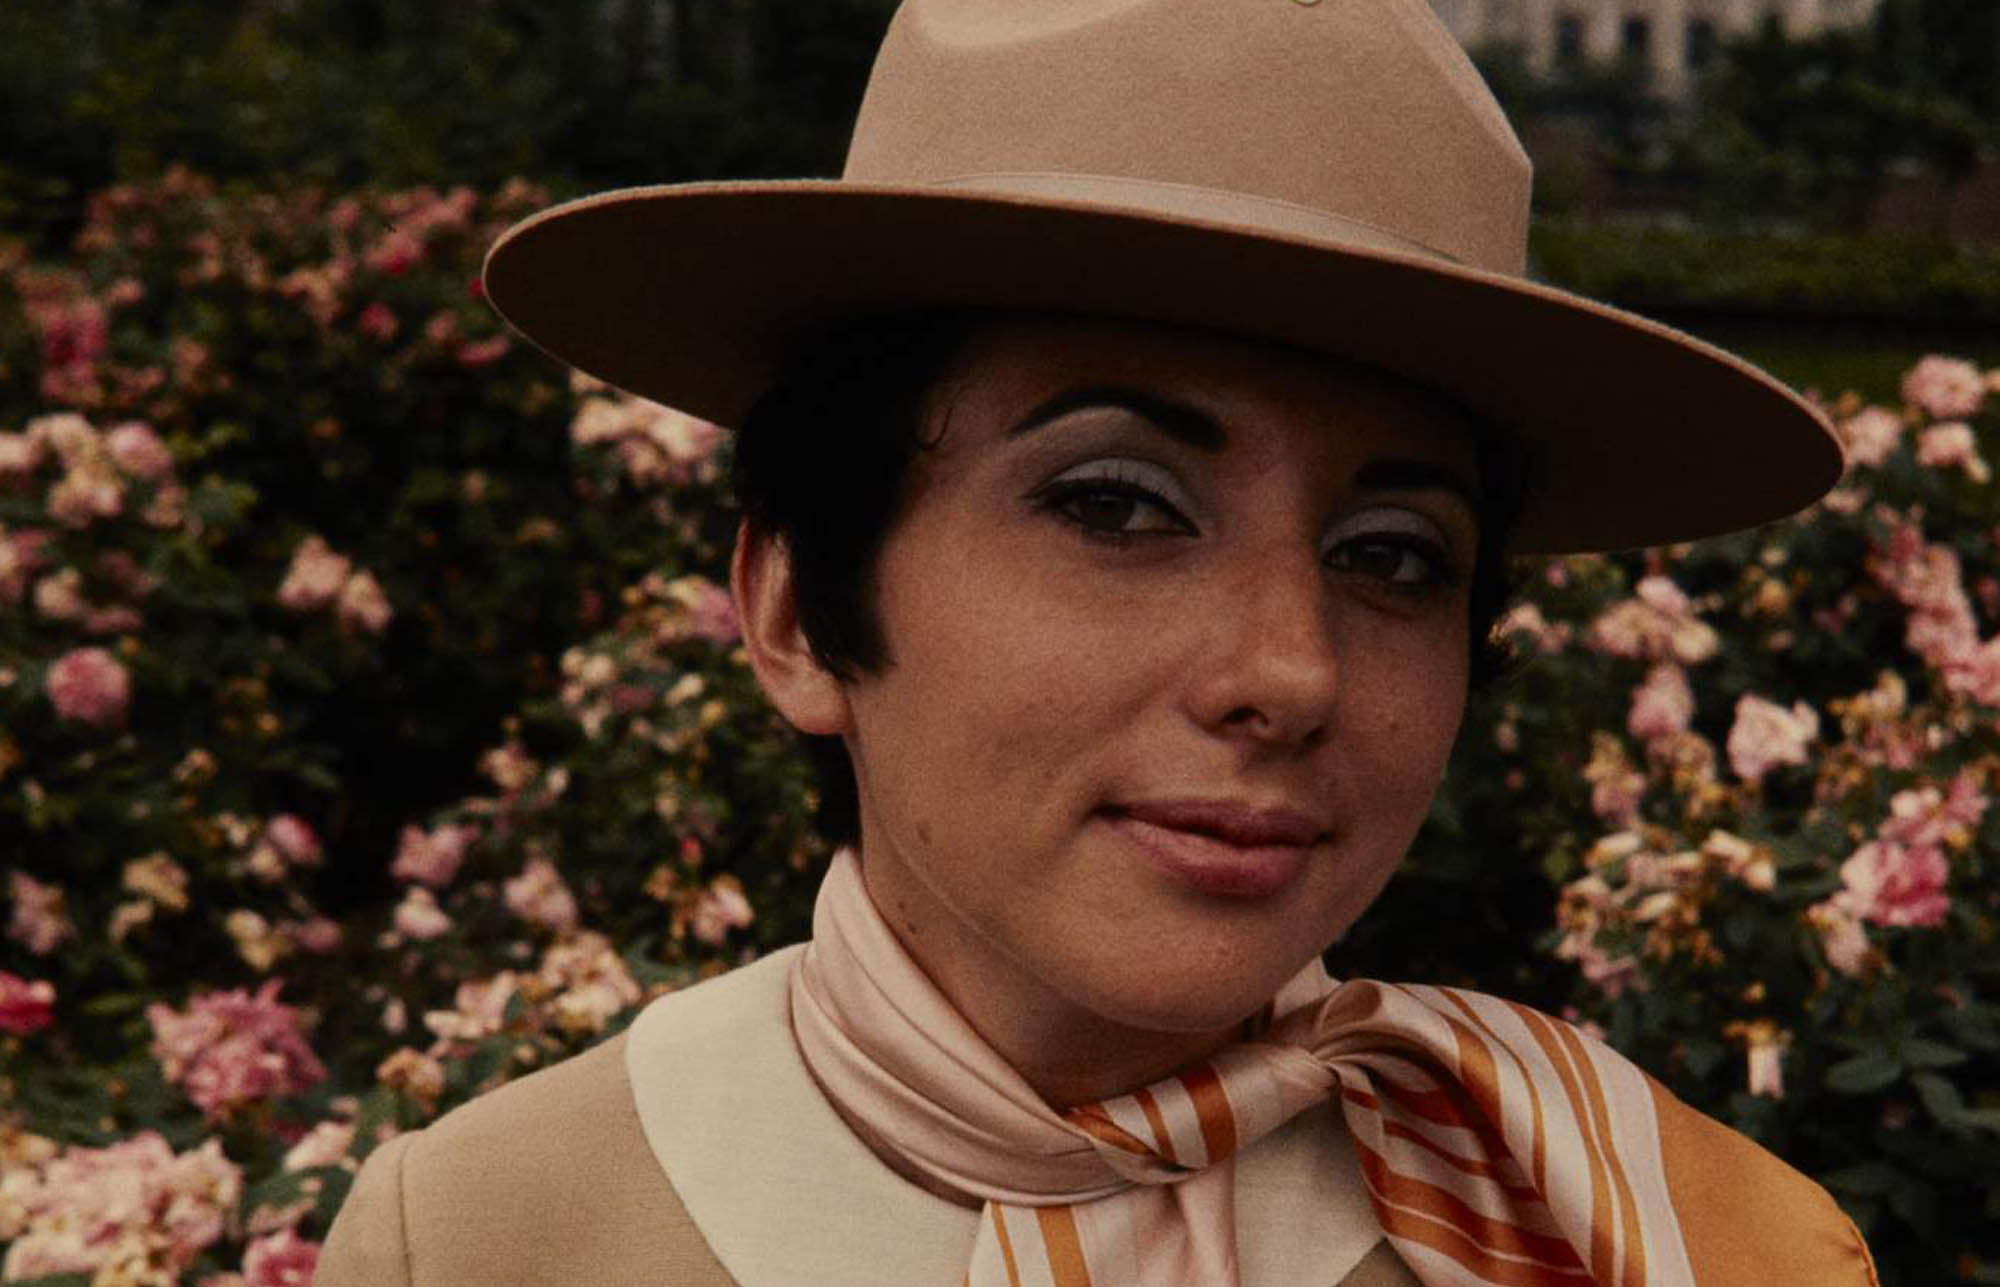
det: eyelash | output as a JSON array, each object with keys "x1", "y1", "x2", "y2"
[{"x1": 1032, "y1": 475, "x2": 1463, "y2": 592}]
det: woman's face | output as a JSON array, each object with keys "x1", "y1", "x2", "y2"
[{"x1": 785, "y1": 318, "x2": 1479, "y2": 1083}]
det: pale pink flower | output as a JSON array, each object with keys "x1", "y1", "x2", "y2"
[
  {"x1": 1725, "y1": 694, "x2": 1819, "y2": 785},
  {"x1": 123, "y1": 852, "x2": 191, "y2": 911},
  {"x1": 392, "y1": 887, "x2": 453, "y2": 941},
  {"x1": 663, "y1": 575, "x2": 739, "y2": 645},
  {"x1": 1902, "y1": 354, "x2": 1986, "y2": 420},
  {"x1": 377, "y1": 1047, "x2": 446, "y2": 1103},
  {"x1": 1835, "y1": 839, "x2": 1950, "y2": 928},
  {"x1": 1809, "y1": 903, "x2": 1875, "y2": 977},
  {"x1": 147, "y1": 981, "x2": 327, "y2": 1122},
  {"x1": 6, "y1": 871, "x2": 74, "y2": 955},
  {"x1": 336, "y1": 568, "x2": 393, "y2": 633},
  {"x1": 0, "y1": 430, "x2": 45, "y2": 478},
  {"x1": 422, "y1": 973, "x2": 519, "y2": 1045},
  {"x1": 282, "y1": 916, "x2": 344, "y2": 954},
  {"x1": 389, "y1": 821, "x2": 476, "y2": 888},
  {"x1": 503, "y1": 856, "x2": 579, "y2": 934},
  {"x1": 32, "y1": 567, "x2": 88, "y2": 621},
  {"x1": 1627, "y1": 663, "x2": 1694, "y2": 745},
  {"x1": 1916, "y1": 421, "x2": 1991, "y2": 483},
  {"x1": 1493, "y1": 601, "x2": 1570, "y2": 654},
  {"x1": 365, "y1": 227, "x2": 423, "y2": 276},
  {"x1": 1838, "y1": 405, "x2": 1903, "y2": 469},
  {"x1": 1736, "y1": 1023, "x2": 1788, "y2": 1099},
  {"x1": 1588, "y1": 575, "x2": 1718, "y2": 664},
  {"x1": 241, "y1": 1228, "x2": 320, "y2": 1287},
  {"x1": 0, "y1": 971, "x2": 55, "y2": 1035},
  {"x1": 0, "y1": 1132, "x2": 240, "y2": 1282},
  {"x1": 45, "y1": 460, "x2": 123, "y2": 527},
  {"x1": 104, "y1": 421, "x2": 174, "y2": 481},
  {"x1": 45, "y1": 645, "x2": 131, "y2": 727},
  {"x1": 276, "y1": 535, "x2": 352, "y2": 611},
  {"x1": 263, "y1": 815, "x2": 322, "y2": 867},
  {"x1": 539, "y1": 932, "x2": 642, "y2": 1036},
  {"x1": 280, "y1": 1120, "x2": 355, "y2": 1173},
  {"x1": 688, "y1": 875, "x2": 754, "y2": 945},
  {"x1": 455, "y1": 335, "x2": 511, "y2": 367}
]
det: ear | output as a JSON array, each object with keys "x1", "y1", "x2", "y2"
[{"x1": 730, "y1": 518, "x2": 852, "y2": 737}]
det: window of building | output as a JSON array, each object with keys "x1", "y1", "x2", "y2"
[
  {"x1": 1686, "y1": 18, "x2": 1717, "y2": 71},
  {"x1": 1621, "y1": 16, "x2": 1652, "y2": 63},
  {"x1": 1555, "y1": 13, "x2": 1585, "y2": 66}
]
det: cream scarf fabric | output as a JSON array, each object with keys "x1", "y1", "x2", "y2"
[{"x1": 790, "y1": 849, "x2": 1702, "y2": 1287}]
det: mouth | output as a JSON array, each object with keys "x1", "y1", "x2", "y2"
[{"x1": 1098, "y1": 799, "x2": 1327, "y2": 899}]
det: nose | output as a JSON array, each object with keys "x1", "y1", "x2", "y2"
[{"x1": 1183, "y1": 553, "x2": 1340, "y2": 749}]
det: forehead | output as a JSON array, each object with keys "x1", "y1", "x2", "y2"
[{"x1": 921, "y1": 316, "x2": 1480, "y2": 471}]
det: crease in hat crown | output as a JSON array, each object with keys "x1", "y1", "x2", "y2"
[{"x1": 842, "y1": 0, "x2": 1533, "y2": 274}]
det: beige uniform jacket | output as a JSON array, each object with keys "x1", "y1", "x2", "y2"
[{"x1": 316, "y1": 948, "x2": 1874, "y2": 1286}]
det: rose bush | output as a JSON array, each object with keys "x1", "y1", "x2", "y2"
[{"x1": 0, "y1": 173, "x2": 1993, "y2": 1285}]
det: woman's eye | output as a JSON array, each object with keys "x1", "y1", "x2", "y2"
[
  {"x1": 1326, "y1": 535, "x2": 1451, "y2": 588},
  {"x1": 1037, "y1": 478, "x2": 1195, "y2": 538}
]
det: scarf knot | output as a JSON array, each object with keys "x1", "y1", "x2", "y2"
[{"x1": 790, "y1": 849, "x2": 1700, "y2": 1286}]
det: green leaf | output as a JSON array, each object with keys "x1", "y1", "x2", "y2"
[
  {"x1": 1899, "y1": 1038, "x2": 1967, "y2": 1069},
  {"x1": 1912, "y1": 1072, "x2": 1965, "y2": 1127},
  {"x1": 1824, "y1": 1050, "x2": 1901, "y2": 1094}
]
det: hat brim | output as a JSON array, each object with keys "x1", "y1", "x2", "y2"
[{"x1": 483, "y1": 180, "x2": 1843, "y2": 555}]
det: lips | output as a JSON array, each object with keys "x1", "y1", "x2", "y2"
[{"x1": 1101, "y1": 799, "x2": 1326, "y2": 898}]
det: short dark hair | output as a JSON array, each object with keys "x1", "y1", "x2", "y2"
[{"x1": 731, "y1": 313, "x2": 1522, "y2": 846}]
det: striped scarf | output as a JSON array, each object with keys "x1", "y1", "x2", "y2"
[{"x1": 788, "y1": 849, "x2": 1786, "y2": 1286}]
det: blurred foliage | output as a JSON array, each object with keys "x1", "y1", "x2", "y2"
[
  {"x1": 1528, "y1": 219, "x2": 2000, "y2": 323},
  {"x1": 0, "y1": 0, "x2": 898, "y2": 253},
  {"x1": 1476, "y1": 0, "x2": 2000, "y2": 231}
]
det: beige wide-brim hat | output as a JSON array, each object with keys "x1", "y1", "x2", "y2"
[{"x1": 483, "y1": 0, "x2": 1842, "y2": 556}]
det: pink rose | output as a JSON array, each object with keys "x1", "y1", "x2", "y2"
[
  {"x1": 1724, "y1": 694, "x2": 1819, "y2": 785},
  {"x1": 1916, "y1": 421, "x2": 1991, "y2": 483},
  {"x1": 6, "y1": 871, "x2": 74, "y2": 955},
  {"x1": 148, "y1": 981, "x2": 327, "y2": 1122},
  {"x1": 105, "y1": 421, "x2": 175, "y2": 481},
  {"x1": 46, "y1": 645, "x2": 132, "y2": 727},
  {"x1": 390, "y1": 822, "x2": 476, "y2": 888},
  {"x1": 357, "y1": 301, "x2": 399, "y2": 342},
  {"x1": 1626, "y1": 663, "x2": 1693, "y2": 745},
  {"x1": 276, "y1": 535, "x2": 352, "y2": 611},
  {"x1": 1902, "y1": 354, "x2": 1986, "y2": 420},
  {"x1": 264, "y1": 815, "x2": 323, "y2": 866},
  {"x1": 280, "y1": 1120, "x2": 355, "y2": 1173},
  {"x1": 0, "y1": 430, "x2": 45, "y2": 478},
  {"x1": 336, "y1": 569, "x2": 393, "y2": 633},
  {"x1": 1836, "y1": 839, "x2": 1950, "y2": 929},
  {"x1": 0, "y1": 970, "x2": 56, "y2": 1035},
  {"x1": 455, "y1": 335, "x2": 511, "y2": 367},
  {"x1": 1838, "y1": 406, "x2": 1903, "y2": 469},
  {"x1": 392, "y1": 887, "x2": 453, "y2": 941},
  {"x1": 688, "y1": 876, "x2": 754, "y2": 945},
  {"x1": 665, "y1": 575, "x2": 739, "y2": 646},
  {"x1": 241, "y1": 1229, "x2": 320, "y2": 1287},
  {"x1": 503, "y1": 856, "x2": 579, "y2": 934}
]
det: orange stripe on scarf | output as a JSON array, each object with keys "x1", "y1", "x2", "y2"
[
  {"x1": 1036, "y1": 1206, "x2": 1095, "y2": 1287},
  {"x1": 1178, "y1": 1065, "x2": 1236, "y2": 1165},
  {"x1": 1374, "y1": 1200, "x2": 1597, "y2": 1287},
  {"x1": 1355, "y1": 1138, "x2": 1583, "y2": 1269}
]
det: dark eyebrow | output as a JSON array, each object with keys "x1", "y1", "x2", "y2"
[
  {"x1": 1007, "y1": 385, "x2": 1226, "y2": 452},
  {"x1": 1354, "y1": 457, "x2": 1480, "y2": 508}
]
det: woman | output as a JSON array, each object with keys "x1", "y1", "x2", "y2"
[{"x1": 319, "y1": 0, "x2": 1876, "y2": 1283}]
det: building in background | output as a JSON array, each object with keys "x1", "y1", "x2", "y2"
[{"x1": 1429, "y1": 0, "x2": 1881, "y2": 96}]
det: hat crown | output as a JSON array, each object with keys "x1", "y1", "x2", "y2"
[{"x1": 844, "y1": 0, "x2": 1532, "y2": 274}]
